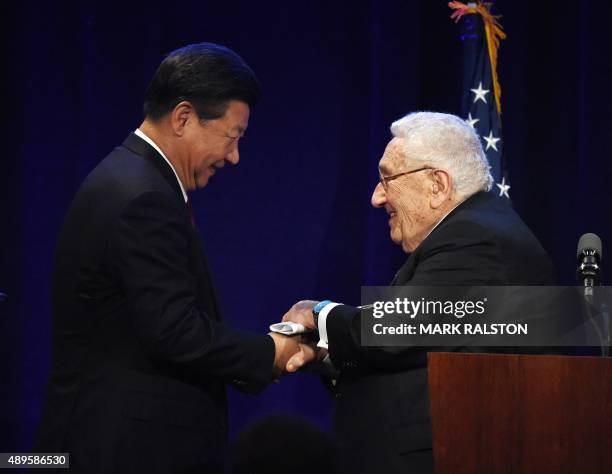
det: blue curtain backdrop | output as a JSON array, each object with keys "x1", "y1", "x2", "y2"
[{"x1": 2, "y1": 0, "x2": 611, "y2": 451}]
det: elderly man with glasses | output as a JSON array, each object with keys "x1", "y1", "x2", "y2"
[{"x1": 282, "y1": 111, "x2": 556, "y2": 474}]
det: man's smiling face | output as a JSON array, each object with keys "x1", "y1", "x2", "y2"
[
  {"x1": 371, "y1": 137, "x2": 434, "y2": 253},
  {"x1": 184, "y1": 100, "x2": 250, "y2": 189}
]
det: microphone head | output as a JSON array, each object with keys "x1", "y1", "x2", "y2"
[{"x1": 577, "y1": 233, "x2": 602, "y2": 260}]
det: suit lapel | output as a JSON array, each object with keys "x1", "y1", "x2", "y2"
[
  {"x1": 189, "y1": 230, "x2": 223, "y2": 322},
  {"x1": 391, "y1": 253, "x2": 418, "y2": 285},
  {"x1": 123, "y1": 133, "x2": 223, "y2": 323}
]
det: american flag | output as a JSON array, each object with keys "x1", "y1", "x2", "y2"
[{"x1": 450, "y1": 1, "x2": 510, "y2": 198}]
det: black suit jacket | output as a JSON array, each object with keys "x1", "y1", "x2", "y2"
[
  {"x1": 325, "y1": 192, "x2": 557, "y2": 474},
  {"x1": 36, "y1": 134, "x2": 275, "y2": 473}
]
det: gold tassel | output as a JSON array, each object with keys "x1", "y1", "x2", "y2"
[{"x1": 448, "y1": 1, "x2": 507, "y2": 116}]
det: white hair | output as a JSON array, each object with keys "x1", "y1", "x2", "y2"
[{"x1": 390, "y1": 111, "x2": 493, "y2": 198}]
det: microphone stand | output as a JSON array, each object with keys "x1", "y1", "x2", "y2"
[
  {"x1": 581, "y1": 286, "x2": 608, "y2": 357},
  {"x1": 602, "y1": 301, "x2": 610, "y2": 357},
  {"x1": 583, "y1": 286, "x2": 611, "y2": 358}
]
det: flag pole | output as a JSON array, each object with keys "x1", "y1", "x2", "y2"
[{"x1": 449, "y1": 1, "x2": 506, "y2": 116}]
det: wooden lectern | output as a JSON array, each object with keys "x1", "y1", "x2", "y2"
[{"x1": 428, "y1": 352, "x2": 612, "y2": 474}]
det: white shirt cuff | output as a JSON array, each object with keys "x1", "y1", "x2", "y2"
[{"x1": 317, "y1": 302, "x2": 341, "y2": 349}]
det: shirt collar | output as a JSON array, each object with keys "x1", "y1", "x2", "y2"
[
  {"x1": 134, "y1": 128, "x2": 188, "y2": 203},
  {"x1": 422, "y1": 199, "x2": 464, "y2": 241}
]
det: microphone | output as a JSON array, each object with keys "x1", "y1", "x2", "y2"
[
  {"x1": 577, "y1": 233, "x2": 602, "y2": 289},
  {"x1": 577, "y1": 233, "x2": 609, "y2": 355}
]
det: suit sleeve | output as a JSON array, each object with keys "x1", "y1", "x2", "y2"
[
  {"x1": 326, "y1": 221, "x2": 507, "y2": 371},
  {"x1": 109, "y1": 191, "x2": 275, "y2": 393}
]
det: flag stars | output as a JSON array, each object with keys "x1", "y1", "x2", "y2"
[
  {"x1": 483, "y1": 130, "x2": 500, "y2": 151},
  {"x1": 471, "y1": 82, "x2": 489, "y2": 104},
  {"x1": 496, "y1": 177, "x2": 511, "y2": 198},
  {"x1": 466, "y1": 113, "x2": 479, "y2": 129}
]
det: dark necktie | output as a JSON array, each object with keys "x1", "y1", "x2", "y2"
[{"x1": 186, "y1": 198, "x2": 196, "y2": 228}]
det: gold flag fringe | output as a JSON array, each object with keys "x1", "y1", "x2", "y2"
[{"x1": 448, "y1": 1, "x2": 507, "y2": 116}]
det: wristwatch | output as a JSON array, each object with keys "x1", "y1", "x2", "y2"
[{"x1": 312, "y1": 300, "x2": 332, "y2": 326}]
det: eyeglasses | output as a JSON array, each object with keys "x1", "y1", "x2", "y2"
[{"x1": 378, "y1": 167, "x2": 432, "y2": 191}]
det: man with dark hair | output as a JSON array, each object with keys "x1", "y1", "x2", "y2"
[{"x1": 36, "y1": 42, "x2": 306, "y2": 473}]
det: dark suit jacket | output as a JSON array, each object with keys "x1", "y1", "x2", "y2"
[
  {"x1": 324, "y1": 192, "x2": 557, "y2": 474},
  {"x1": 36, "y1": 134, "x2": 275, "y2": 473}
]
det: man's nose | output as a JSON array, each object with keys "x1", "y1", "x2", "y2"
[
  {"x1": 226, "y1": 144, "x2": 240, "y2": 165},
  {"x1": 371, "y1": 182, "x2": 387, "y2": 208}
]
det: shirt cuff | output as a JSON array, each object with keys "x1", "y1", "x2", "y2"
[{"x1": 317, "y1": 302, "x2": 341, "y2": 349}]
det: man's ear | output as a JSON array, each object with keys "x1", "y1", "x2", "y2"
[
  {"x1": 170, "y1": 101, "x2": 195, "y2": 136},
  {"x1": 430, "y1": 169, "x2": 452, "y2": 209}
]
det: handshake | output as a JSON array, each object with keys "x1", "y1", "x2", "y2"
[{"x1": 269, "y1": 300, "x2": 325, "y2": 379}]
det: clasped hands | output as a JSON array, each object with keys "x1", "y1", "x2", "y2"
[{"x1": 270, "y1": 300, "x2": 325, "y2": 378}]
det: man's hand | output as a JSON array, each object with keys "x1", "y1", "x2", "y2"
[
  {"x1": 269, "y1": 332, "x2": 316, "y2": 378},
  {"x1": 281, "y1": 300, "x2": 319, "y2": 330},
  {"x1": 286, "y1": 345, "x2": 327, "y2": 373}
]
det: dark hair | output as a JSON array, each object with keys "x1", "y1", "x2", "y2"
[
  {"x1": 143, "y1": 42, "x2": 261, "y2": 121},
  {"x1": 229, "y1": 415, "x2": 338, "y2": 474}
]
